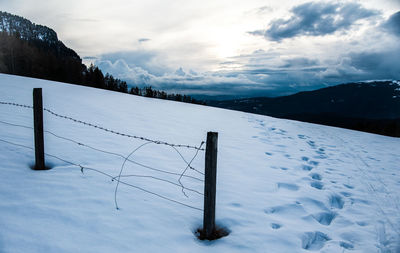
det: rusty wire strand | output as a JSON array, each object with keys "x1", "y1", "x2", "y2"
[{"x1": 0, "y1": 137, "x2": 203, "y2": 211}]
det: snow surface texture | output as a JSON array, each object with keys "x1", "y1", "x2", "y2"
[{"x1": 0, "y1": 73, "x2": 399, "y2": 252}]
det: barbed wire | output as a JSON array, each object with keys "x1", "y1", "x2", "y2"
[
  {"x1": 0, "y1": 136, "x2": 203, "y2": 211},
  {"x1": 111, "y1": 175, "x2": 203, "y2": 196},
  {"x1": 0, "y1": 101, "x2": 206, "y2": 210},
  {"x1": 178, "y1": 142, "x2": 204, "y2": 198},
  {"x1": 115, "y1": 141, "x2": 153, "y2": 210},
  {"x1": 0, "y1": 101, "x2": 205, "y2": 151},
  {"x1": 0, "y1": 101, "x2": 33, "y2": 109},
  {"x1": 0, "y1": 118, "x2": 204, "y2": 195},
  {"x1": 46, "y1": 128, "x2": 204, "y2": 181},
  {"x1": 43, "y1": 107, "x2": 205, "y2": 151},
  {"x1": 0, "y1": 119, "x2": 204, "y2": 182}
]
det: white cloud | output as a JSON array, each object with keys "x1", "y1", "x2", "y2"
[{"x1": 1, "y1": 0, "x2": 399, "y2": 96}]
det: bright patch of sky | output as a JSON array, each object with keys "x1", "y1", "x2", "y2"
[{"x1": 1, "y1": 0, "x2": 399, "y2": 97}]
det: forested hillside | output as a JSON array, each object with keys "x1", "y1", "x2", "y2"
[{"x1": 0, "y1": 11, "x2": 203, "y2": 104}]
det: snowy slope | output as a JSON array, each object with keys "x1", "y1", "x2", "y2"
[{"x1": 0, "y1": 73, "x2": 399, "y2": 253}]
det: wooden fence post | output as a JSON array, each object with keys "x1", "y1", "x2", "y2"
[
  {"x1": 203, "y1": 131, "x2": 218, "y2": 239},
  {"x1": 33, "y1": 88, "x2": 46, "y2": 170}
]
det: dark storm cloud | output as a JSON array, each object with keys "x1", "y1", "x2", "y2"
[
  {"x1": 317, "y1": 47, "x2": 400, "y2": 83},
  {"x1": 250, "y1": 2, "x2": 379, "y2": 41},
  {"x1": 382, "y1": 11, "x2": 400, "y2": 36},
  {"x1": 279, "y1": 57, "x2": 319, "y2": 68},
  {"x1": 349, "y1": 49, "x2": 400, "y2": 78}
]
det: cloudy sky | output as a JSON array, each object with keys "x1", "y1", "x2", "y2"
[{"x1": 1, "y1": 0, "x2": 400, "y2": 97}]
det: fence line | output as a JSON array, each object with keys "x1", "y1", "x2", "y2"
[
  {"x1": 0, "y1": 136, "x2": 203, "y2": 211},
  {"x1": 0, "y1": 119, "x2": 204, "y2": 182},
  {"x1": 0, "y1": 101, "x2": 33, "y2": 109},
  {"x1": 0, "y1": 118, "x2": 204, "y2": 189},
  {"x1": 43, "y1": 107, "x2": 205, "y2": 150},
  {"x1": 1, "y1": 94, "x2": 222, "y2": 239},
  {"x1": 0, "y1": 100, "x2": 206, "y2": 211},
  {"x1": 0, "y1": 101, "x2": 205, "y2": 151}
]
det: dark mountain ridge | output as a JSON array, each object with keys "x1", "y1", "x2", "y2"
[
  {"x1": 208, "y1": 81, "x2": 400, "y2": 137},
  {"x1": 0, "y1": 11, "x2": 203, "y2": 104},
  {"x1": 0, "y1": 11, "x2": 78, "y2": 58},
  {"x1": 0, "y1": 11, "x2": 84, "y2": 84}
]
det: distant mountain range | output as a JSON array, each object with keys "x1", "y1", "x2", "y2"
[{"x1": 208, "y1": 81, "x2": 400, "y2": 137}]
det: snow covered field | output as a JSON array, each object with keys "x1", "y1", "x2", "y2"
[{"x1": 0, "y1": 73, "x2": 399, "y2": 253}]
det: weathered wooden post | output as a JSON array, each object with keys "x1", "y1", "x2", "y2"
[
  {"x1": 203, "y1": 131, "x2": 218, "y2": 239},
  {"x1": 33, "y1": 88, "x2": 46, "y2": 170}
]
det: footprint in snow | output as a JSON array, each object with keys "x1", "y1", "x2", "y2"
[
  {"x1": 349, "y1": 198, "x2": 370, "y2": 205},
  {"x1": 301, "y1": 156, "x2": 309, "y2": 161},
  {"x1": 264, "y1": 203, "x2": 307, "y2": 216},
  {"x1": 229, "y1": 203, "x2": 241, "y2": 208},
  {"x1": 271, "y1": 223, "x2": 282, "y2": 229},
  {"x1": 277, "y1": 182, "x2": 299, "y2": 191},
  {"x1": 309, "y1": 173, "x2": 322, "y2": 181},
  {"x1": 312, "y1": 211, "x2": 337, "y2": 225},
  {"x1": 340, "y1": 241, "x2": 354, "y2": 250},
  {"x1": 328, "y1": 194, "x2": 344, "y2": 209},
  {"x1": 308, "y1": 160, "x2": 319, "y2": 166},
  {"x1": 340, "y1": 191, "x2": 352, "y2": 197},
  {"x1": 302, "y1": 165, "x2": 314, "y2": 171},
  {"x1": 298, "y1": 134, "x2": 307, "y2": 139},
  {"x1": 301, "y1": 231, "x2": 330, "y2": 251},
  {"x1": 307, "y1": 140, "x2": 316, "y2": 148},
  {"x1": 298, "y1": 197, "x2": 328, "y2": 211},
  {"x1": 310, "y1": 181, "x2": 324, "y2": 190},
  {"x1": 343, "y1": 184, "x2": 354, "y2": 189},
  {"x1": 356, "y1": 221, "x2": 368, "y2": 226}
]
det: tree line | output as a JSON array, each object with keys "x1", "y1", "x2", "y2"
[{"x1": 0, "y1": 12, "x2": 204, "y2": 105}]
